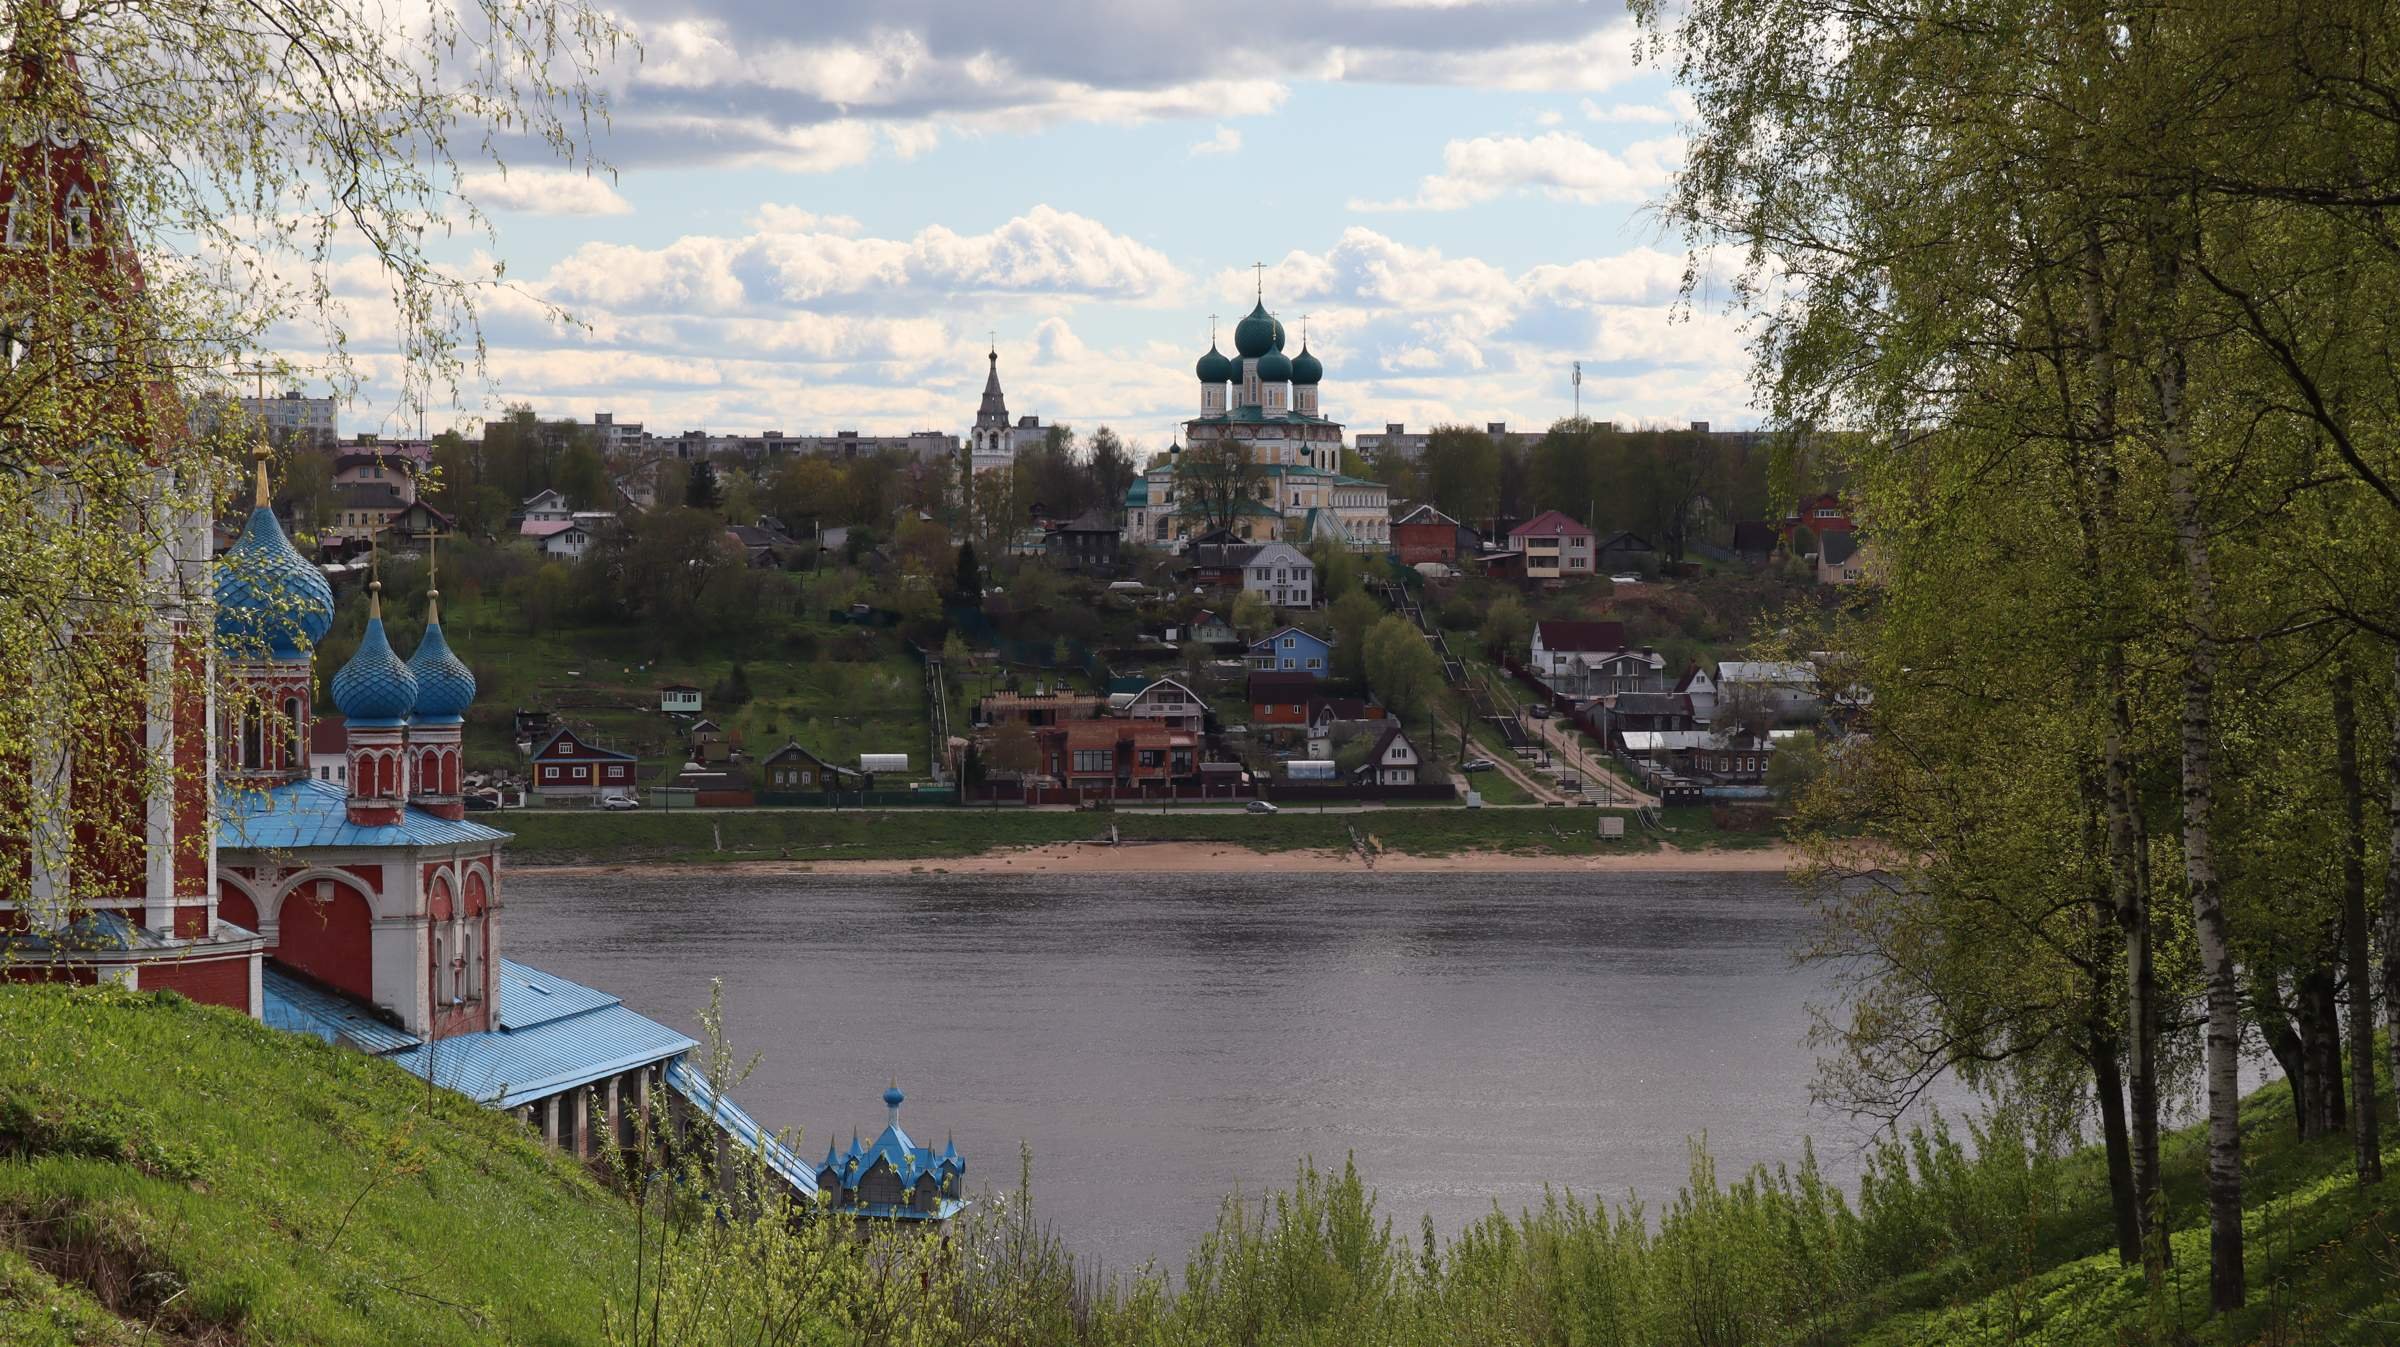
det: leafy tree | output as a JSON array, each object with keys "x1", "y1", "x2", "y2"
[
  {"x1": 1480, "y1": 596, "x2": 1531, "y2": 661},
  {"x1": 555, "y1": 439, "x2": 608, "y2": 512},
  {"x1": 986, "y1": 718, "x2": 1042, "y2": 799},
  {"x1": 953, "y1": 542, "x2": 983, "y2": 600},
  {"x1": 1418, "y1": 426, "x2": 1500, "y2": 527},
  {"x1": 1326, "y1": 590, "x2": 1382, "y2": 681},
  {"x1": 684, "y1": 460, "x2": 722, "y2": 512},
  {"x1": 1763, "y1": 732, "x2": 1824, "y2": 808},
  {"x1": 1086, "y1": 427, "x2": 1137, "y2": 513},
  {"x1": 1175, "y1": 436, "x2": 1264, "y2": 537},
  {"x1": 276, "y1": 446, "x2": 336, "y2": 539},
  {"x1": 1364, "y1": 615, "x2": 1445, "y2": 733},
  {"x1": 1230, "y1": 591, "x2": 1273, "y2": 636},
  {"x1": 1308, "y1": 534, "x2": 1361, "y2": 600}
]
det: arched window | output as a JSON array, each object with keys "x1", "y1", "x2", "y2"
[
  {"x1": 241, "y1": 706, "x2": 262, "y2": 769},
  {"x1": 282, "y1": 696, "x2": 303, "y2": 765},
  {"x1": 431, "y1": 926, "x2": 446, "y2": 1003},
  {"x1": 456, "y1": 922, "x2": 474, "y2": 1003}
]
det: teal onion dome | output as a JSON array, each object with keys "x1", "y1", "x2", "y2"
[
  {"x1": 1291, "y1": 343, "x2": 1323, "y2": 385},
  {"x1": 1257, "y1": 347, "x2": 1293, "y2": 382},
  {"x1": 404, "y1": 611, "x2": 476, "y2": 724},
  {"x1": 214, "y1": 506, "x2": 335, "y2": 660},
  {"x1": 1232, "y1": 300, "x2": 1281, "y2": 358},
  {"x1": 331, "y1": 587, "x2": 419, "y2": 728},
  {"x1": 883, "y1": 1084, "x2": 905, "y2": 1110},
  {"x1": 1195, "y1": 344, "x2": 1234, "y2": 383}
]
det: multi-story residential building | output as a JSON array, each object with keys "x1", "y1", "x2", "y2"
[{"x1": 1507, "y1": 510, "x2": 1595, "y2": 581}]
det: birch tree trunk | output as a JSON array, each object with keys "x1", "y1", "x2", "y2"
[
  {"x1": 2333, "y1": 666, "x2": 2381, "y2": 1183},
  {"x1": 2385, "y1": 641, "x2": 2400, "y2": 1125},
  {"x1": 2160, "y1": 353, "x2": 2245, "y2": 1312}
]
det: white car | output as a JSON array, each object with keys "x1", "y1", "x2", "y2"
[
  {"x1": 601, "y1": 795, "x2": 641, "y2": 811},
  {"x1": 1246, "y1": 800, "x2": 1280, "y2": 814}
]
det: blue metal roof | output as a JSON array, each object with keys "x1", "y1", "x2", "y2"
[
  {"x1": 498, "y1": 962, "x2": 624, "y2": 1030},
  {"x1": 262, "y1": 965, "x2": 425, "y2": 1055},
  {"x1": 666, "y1": 1059, "x2": 818, "y2": 1198},
  {"x1": 217, "y1": 778, "x2": 511, "y2": 851},
  {"x1": 381, "y1": 960, "x2": 697, "y2": 1109}
]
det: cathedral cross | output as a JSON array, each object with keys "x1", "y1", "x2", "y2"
[{"x1": 1252, "y1": 261, "x2": 1265, "y2": 298}]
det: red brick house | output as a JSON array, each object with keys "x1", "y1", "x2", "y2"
[
  {"x1": 1040, "y1": 720, "x2": 1196, "y2": 790},
  {"x1": 1392, "y1": 504, "x2": 1473, "y2": 565},
  {"x1": 529, "y1": 727, "x2": 639, "y2": 803}
]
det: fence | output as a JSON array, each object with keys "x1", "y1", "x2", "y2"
[
  {"x1": 752, "y1": 788, "x2": 960, "y2": 808},
  {"x1": 1263, "y1": 781, "x2": 1462, "y2": 804},
  {"x1": 963, "y1": 779, "x2": 1259, "y2": 806}
]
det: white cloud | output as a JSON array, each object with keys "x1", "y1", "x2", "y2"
[
  {"x1": 1579, "y1": 99, "x2": 1674, "y2": 124},
  {"x1": 1318, "y1": 21, "x2": 1641, "y2": 92},
  {"x1": 1189, "y1": 125, "x2": 1243, "y2": 156},
  {"x1": 747, "y1": 204, "x2": 864, "y2": 235},
  {"x1": 1534, "y1": 110, "x2": 1564, "y2": 127},
  {"x1": 1032, "y1": 316, "x2": 1088, "y2": 364},
  {"x1": 458, "y1": 167, "x2": 631, "y2": 216},
  {"x1": 540, "y1": 204, "x2": 1184, "y2": 314},
  {"x1": 1350, "y1": 131, "x2": 1682, "y2": 211}
]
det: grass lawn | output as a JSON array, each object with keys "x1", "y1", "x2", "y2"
[{"x1": 0, "y1": 985, "x2": 659, "y2": 1346}]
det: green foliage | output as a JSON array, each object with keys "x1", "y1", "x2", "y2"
[
  {"x1": 1326, "y1": 590, "x2": 1383, "y2": 681},
  {"x1": 14, "y1": 993, "x2": 2382, "y2": 1347},
  {"x1": 1364, "y1": 615, "x2": 1444, "y2": 721}
]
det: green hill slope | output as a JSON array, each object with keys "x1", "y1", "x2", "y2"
[{"x1": 0, "y1": 984, "x2": 646, "y2": 1346}]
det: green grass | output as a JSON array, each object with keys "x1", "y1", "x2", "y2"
[
  {"x1": 0, "y1": 984, "x2": 649, "y2": 1346},
  {"x1": 495, "y1": 802, "x2": 1698, "y2": 864}
]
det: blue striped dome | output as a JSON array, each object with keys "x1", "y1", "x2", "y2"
[
  {"x1": 331, "y1": 594, "x2": 418, "y2": 727},
  {"x1": 214, "y1": 506, "x2": 334, "y2": 660},
  {"x1": 405, "y1": 615, "x2": 476, "y2": 724}
]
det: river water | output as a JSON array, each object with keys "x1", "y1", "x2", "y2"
[{"x1": 502, "y1": 868, "x2": 1869, "y2": 1274}]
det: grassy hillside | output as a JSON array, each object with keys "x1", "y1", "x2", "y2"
[
  {"x1": 0, "y1": 985, "x2": 646, "y2": 1346},
  {"x1": 3, "y1": 984, "x2": 2394, "y2": 1345}
]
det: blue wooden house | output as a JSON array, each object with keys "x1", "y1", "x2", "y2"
[
  {"x1": 1246, "y1": 626, "x2": 1333, "y2": 677},
  {"x1": 816, "y1": 1084, "x2": 965, "y2": 1222}
]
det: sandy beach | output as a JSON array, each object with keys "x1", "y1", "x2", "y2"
[{"x1": 517, "y1": 839, "x2": 1804, "y2": 879}]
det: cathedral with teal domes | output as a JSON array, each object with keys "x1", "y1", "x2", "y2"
[{"x1": 1122, "y1": 291, "x2": 1392, "y2": 553}]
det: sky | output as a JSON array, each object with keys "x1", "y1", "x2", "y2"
[{"x1": 337, "y1": 0, "x2": 1760, "y2": 451}]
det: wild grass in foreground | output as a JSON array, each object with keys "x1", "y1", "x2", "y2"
[{"x1": 5, "y1": 984, "x2": 2391, "y2": 1345}]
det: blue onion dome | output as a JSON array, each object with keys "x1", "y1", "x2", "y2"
[
  {"x1": 1233, "y1": 300, "x2": 1278, "y2": 358},
  {"x1": 331, "y1": 582, "x2": 419, "y2": 727},
  {"x1": 1291, "y1": 342, "x2": 1323, "y2": 385},
  {"x1": 405, "y1": 600, "x2": 476, "y2": 724},
  {"x1": 883, "y1": 1083, "x2": 905, "y2": 1110},
  {"x1": 215, "y1": 506, "x2": 335, "y2": 660},
  {"x1": 1257, "y1": 347, "x2": 1293, "y2": 382},
  {"x1": 1195, "y1": 344, "x2": 1234, "y2": 383}
]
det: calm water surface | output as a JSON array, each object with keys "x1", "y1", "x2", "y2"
[{"x1": 503, "y1": 868, "x2": 1864, "y2": 1273}]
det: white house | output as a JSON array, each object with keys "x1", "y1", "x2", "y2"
[
  {"x1": 661, "y1": 685, "x2": 703, "y2": 715},
  {"x1": 1120, "y1": 676, "x2": 1206, "y2": 733},
  {"x1": 1716, "y1": 660, "x2": 1821, "y2": 725},
  {"x1": 521, "y1": 488, "x2": 571, "y2": 523},
  {"x1": 526, "y1": 519, "x2": 596, "y2": 559},
  {"x1": 1529, "y1": 619, "x2": 1628, "y2": 678},
  {"x1": 1358, "y1": 723, "x2": 1420, "y2": 786},
  {"x1": 1241, "y1": 541, "x2": 1314, "y2": 608},
  {"x1": 1674, "y1": 665, "x2": 1719, "y2": 724}
]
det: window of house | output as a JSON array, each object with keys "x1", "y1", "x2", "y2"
[
  {"x1": 1306, "y1": 657, "x2": 1322, "y2": 670},
  {"x1": 1072, "y1": 749, "x2": 1111, "y2": 773},
  {"x1": 543, "y1": 766, "x2": 558, "y2": 780},
  {"x1": 1282, "y1": 637, "x2": 1295, "y2": 649}
]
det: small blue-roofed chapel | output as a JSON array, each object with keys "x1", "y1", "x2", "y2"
[{"x1": 817, "y1": 1084, "x2": 967, "y2": 1223}]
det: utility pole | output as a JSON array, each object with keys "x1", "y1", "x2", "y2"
[{"x1": 1572, "y1": 360, "x2": 1582, "y2": 425}]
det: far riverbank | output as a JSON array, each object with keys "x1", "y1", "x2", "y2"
[
  {"x1": 497, "y1": 803, "x2": 1795, "y2": 870},
  {"x1": 518, "y1": 839, "x2": 1802, "y2": 878}
]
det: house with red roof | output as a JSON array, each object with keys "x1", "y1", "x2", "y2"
[{"x1": 1506, "y1": 510, "x2": 1595, "y2": 581}]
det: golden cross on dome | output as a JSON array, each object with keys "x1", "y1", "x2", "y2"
[
  {"x1": 1252, "y1": 261, "x2": 1265, "y2": 298},
  {"x1": 1209, "y1": 313, "x2": 1218, "y2": 344},
  {"x1": 425, "y1": 528, "x2": 444, "y2": 624},
  {"x1": 234, "y1": 361, "x2": 277, "y2": 507}
]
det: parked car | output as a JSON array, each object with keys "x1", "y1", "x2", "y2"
[
  {"x1": 1528, "y1": 705, "x2": 1554, "y2": 719},
  {"x1": 1461, "y1": 758, "x2": 1497, "y2": 772},
  {"x1": 602, "y1": 795, "x2": 641, "y2": 811},
  {"x1": 464, "y1": 794, "x2": 500, "y2": 812},
  {"x1": 1246, "y1": 799, "x2": 1280, "y2": 814}
]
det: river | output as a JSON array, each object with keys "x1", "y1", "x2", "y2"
[{"x1": 502, "y1": 867, "x2": 1870, "y2": 1274}]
